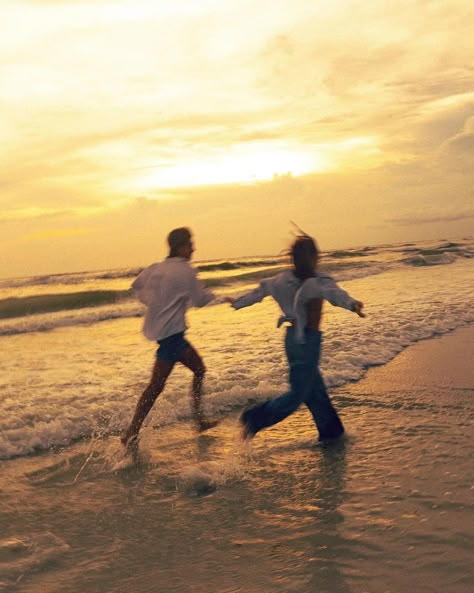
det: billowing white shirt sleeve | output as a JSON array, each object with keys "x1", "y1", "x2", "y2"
[
  {"x1": 304, "y1": 275, "x2": 356, "y2": 311},
  {"x1": 131, "y1": 265, "x2": 158, "y2": 306},
  {"x1": 231, "y1": 278, "x2": 274, "y2": 310},
  {"x1": 189, "y1": 270, "x2": 215, "y2": 307}
]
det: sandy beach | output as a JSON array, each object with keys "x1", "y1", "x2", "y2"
[{"x1": 1, "y1": 324, "x2": 472, "y2": 593}]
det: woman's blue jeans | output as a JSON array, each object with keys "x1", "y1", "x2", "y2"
[{"x1": 246, "y1": 326, "x2": 344, "y2": 440}]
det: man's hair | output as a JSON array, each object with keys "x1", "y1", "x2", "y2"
[
  {"x1": 290, "y1": 234, "x2": 319, "y2": 281},
  {"x1": 167, "y1": 227, "x2": 192, "y2": 256}
]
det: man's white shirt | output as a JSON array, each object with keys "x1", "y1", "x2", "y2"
[{"x1": 132, "y1": 257, "x2": 214, "y2": 341}]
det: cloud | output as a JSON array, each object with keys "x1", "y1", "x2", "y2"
[
  {"x1": 388, "y1": 209, "x2": 474, "y2": 226},
  {"x1": 24, "y1": 228, "x2": 97, "y2": 240},
  {"x1": 2, "y1": 162, "x2": 473, "y2": 278},
  {"x1": 441, "y1": 115, "x2": 474, "y2": 154},
  {"x1": 251, "y1": 6, "x2": 474, "y2": 164},
  {"x1": 0, "y1": 209, "x2": 75, "y2": 225},
  {"x1": 430, "y1": 111, "x2": 474, "y2": 174},
  {"x1": 2, "y1": 0, "x2": 474, "y2": 277}
]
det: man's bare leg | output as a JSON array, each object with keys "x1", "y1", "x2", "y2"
[
  {"x1": 121, "y1": 358, "x2": 174, "y2": 446},
  {"x1": 179, "y1": 345, "x2": 217, "y2": 432}
]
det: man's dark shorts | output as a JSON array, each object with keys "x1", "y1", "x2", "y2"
[{"x1": 156, "y1": 332, "x2": 190, "y2": 363}]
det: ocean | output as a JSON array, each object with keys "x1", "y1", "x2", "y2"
[{"x1": 1, "y1": 237, "x2": 473, "y2": 592}]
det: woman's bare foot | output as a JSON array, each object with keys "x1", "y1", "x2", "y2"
[{"x1": 239, "y1": 409, "x2": 257, "y2": 441}]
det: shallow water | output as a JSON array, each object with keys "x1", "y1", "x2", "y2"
[
  {"x1": 1, "y1": 241, "x2": 473, "y2": 592},
  {"x1": 1, "y1": 258, "x2": 473, "y2": 459}
]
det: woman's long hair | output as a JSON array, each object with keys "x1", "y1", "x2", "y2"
[{"x1": 290, "y1": 234, "x2": 318, "y2": 281}]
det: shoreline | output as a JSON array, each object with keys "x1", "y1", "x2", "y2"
[
  {"x1": 332, "y1": 323, "x2": 474, "y2": 442},
  {"x1": 335, "y1": 322, "x2": 474, "y2": 398}
]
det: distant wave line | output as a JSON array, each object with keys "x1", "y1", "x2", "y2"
[
  {"x1": 0, "y1": 290, "x2": 132, "y2": 320},
  {"x1": 1, "y1": 245, "x2": 470, "y2": 320}
]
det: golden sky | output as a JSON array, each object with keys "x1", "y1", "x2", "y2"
[{"x1": 1, "y1": 0, "x2": 473, "y2": 277}]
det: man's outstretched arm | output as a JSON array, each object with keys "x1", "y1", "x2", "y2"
[{"x1": 190, "y1": 272, "x2": 215, "y2": 307}]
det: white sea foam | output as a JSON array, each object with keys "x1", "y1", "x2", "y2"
[
  {"x1": 0, "y1": 254, "x2": 473, "y2": 460},
  {"x1": 0, "y1": 301, "x2": 143, "y2": 336}
]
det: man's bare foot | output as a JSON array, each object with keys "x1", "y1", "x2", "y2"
[{"x1": 197, "y1": 420, "x2": 218, "y2": 433}]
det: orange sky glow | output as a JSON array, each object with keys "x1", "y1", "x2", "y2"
[{"x1": 1, "y1": 0, "x2": 473, "y2": 277}]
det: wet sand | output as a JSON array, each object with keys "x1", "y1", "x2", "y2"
[{"x1": 328, "y1": 324, "x2": 474, "y2": 593}]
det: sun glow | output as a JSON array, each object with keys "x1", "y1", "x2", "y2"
[
  {"x1": 134, "y1": 142, "x2": 326, "y2": 190},
  {"x1": 132, "y1": 136, "x2": 379, "y2": 191}
]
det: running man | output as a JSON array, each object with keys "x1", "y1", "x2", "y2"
[{"x1": 122, "y1": 227, "x2": 217, "y2": 448}]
